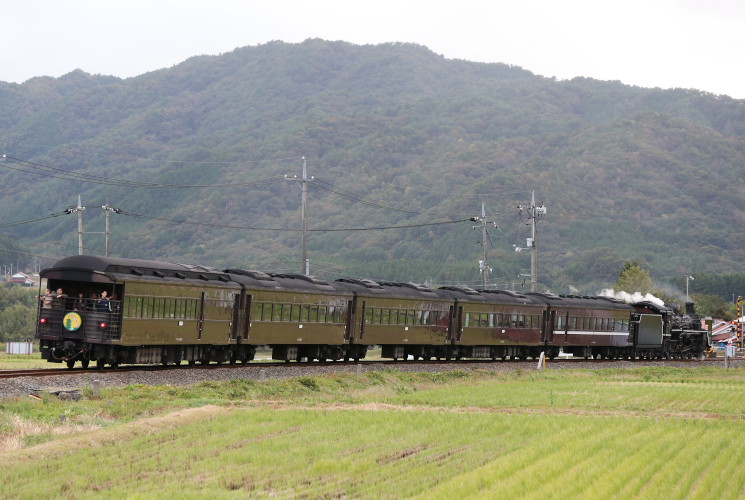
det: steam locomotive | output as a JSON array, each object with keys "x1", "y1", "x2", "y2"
[{"x1": 35, "y1": 255, "x2": 711, "y2": 369}]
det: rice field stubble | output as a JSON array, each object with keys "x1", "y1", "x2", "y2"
[{"x1": 1, "y1": 366, "x2": 745, "y2": 499}]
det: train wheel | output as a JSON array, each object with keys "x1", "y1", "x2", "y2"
[
  {"x1": 188, "y1": 360, "x2": 196, "y2": 366},
  {"x1": 96, "y1": 358, "x2": 106, "y2": 370},
  {"x1": 66, "y1": 359, "x2": 75, "y2": 369},
  {"x1": 81, "y1": 359, "x2": 90, "y2": 369},
  {"x1": 110, "y1": 361, "x2": 119, "y2": 369}
]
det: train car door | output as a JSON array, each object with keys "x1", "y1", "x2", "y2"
[
  {"x1": 242, "y1": 294, "x2": 252, "y2": 341},
  {"x1": 455, "y1": 305, "x2": 463, "y2": 342},
  {"x1": 230, "y1": 293, "x2": 242, "y2": 341},
  {"x1": 198, "y1": 291, "x2": 206, "y2": 341},
  {"x1": 446, "y1": 305, "x2": 455, "y2": 343},
  {"x1": 345, "y1": 298, "x2": 355, "y2": 343},
  {"x1": 543, "y1": 309, "x2": 554, "y2": 344},
  {"x1": 358, "y1": 300, "x2": 366, "y2": 341}
]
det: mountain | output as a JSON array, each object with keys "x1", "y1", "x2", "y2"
[{"x1": 1, "y1": 38, "x2": 744, "y2": 294}]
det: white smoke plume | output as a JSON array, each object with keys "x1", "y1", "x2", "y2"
[{"x1": 599, "y1": 289, "x2": 665, "y2": 307}]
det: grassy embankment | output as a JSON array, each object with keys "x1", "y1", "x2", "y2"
[{"x1": 1, "y1": 366, "x2": 745, "y2": 498}]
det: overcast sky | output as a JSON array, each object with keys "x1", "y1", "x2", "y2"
[{"x1": 2, "y1": 1, "x2": 743, "y2": 98}]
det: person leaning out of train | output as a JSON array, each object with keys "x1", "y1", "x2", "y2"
[
  {"x1": 39, "y1": 289, "x2": 53, "y2": 309},
  {"x1": 73, "y1": 292, "x2": 86, "y2": 311},
  {"x1": 53, "y1": 288, "x2": 67, "y2": 309},
  {"x1": 96, "y1": 291, "x2": 111, "y2": 312}
]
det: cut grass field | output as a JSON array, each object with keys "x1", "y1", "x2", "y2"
[{"x1": 2, "y1": 366, "x2": 745, "y2": 499}]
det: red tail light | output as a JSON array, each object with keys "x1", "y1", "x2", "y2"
[
  {"x1": 39, "y1": 318, "x2": 48, "y2": 325},
  {"x1": 99, "y1": 322, "x2": 108, "y2": 329}
]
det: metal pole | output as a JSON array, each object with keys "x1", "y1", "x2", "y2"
[
  {"x1": 481, "y1": 202, "x2": 489, "y2": 288},
  {"x1": 77, "y1": 194, "x2": 84, "y2": 255},
  {"x1": 530, "y1": 190, "x2": 537, "y2": 293},
  {"x1": 301, "y1": 157, "x2": 308, "y2": 275},
  {"x1": 104, "y1": 205, "x2": 111, "y2": 257},
  {"x1": 737, "y1": 297, "x2": 745, "y2": 347}
]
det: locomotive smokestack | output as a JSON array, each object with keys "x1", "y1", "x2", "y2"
[{"x1": 685, "y1": 302, "x2": 695, "y2": 316}]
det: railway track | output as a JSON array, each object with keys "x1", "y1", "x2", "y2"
[{"x1": 0, "y1": 356, "x2": 730, "y2": 380}]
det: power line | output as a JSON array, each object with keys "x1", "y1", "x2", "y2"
[
  {"x1": 0, "y1": 211, "x2": 72, "y2": 229},
  {"x1": 116, "y1": 209, "x2": 469, "y2": 232},
  {"x1": 1, "y1": 155, "x2": 282, "y2": 189}
]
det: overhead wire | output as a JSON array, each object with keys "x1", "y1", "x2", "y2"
[
  {"x1": 1, "y1": 155, "x2": 283, "y2": 189},
  {"x1": 115, "y1": 209, "x2": 469, "y2": 232}
]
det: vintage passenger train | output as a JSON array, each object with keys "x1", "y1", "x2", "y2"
[{"x1": 35, "y1": 255, "x2": 711, "y2": 369}]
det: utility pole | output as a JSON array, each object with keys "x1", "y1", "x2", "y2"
[
  {"x1": 470, "y1": 202, "x2": 497, "y2": 288},
  {"x1": 101, "y1": 204, "x2": 122, "y2": 257},
  {"x1": 64, "y1": 195, "x2": 86, "y2": 255},
  {"x1": 65, "y1": 199, "x2": 121, "y2": 256},
  {"x1": 284, "y1": 157, "x2": 313, "y2": 275},
  {"x1": 516, "y1": 190, "x2": 546, "y2": 292}
]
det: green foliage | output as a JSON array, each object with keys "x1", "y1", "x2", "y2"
[
  {"x1": 1, "y1": 40, "x2": 744, "y2": 295},
  {"x1": 0, "y1": 286, "x2": 37, "y2": 342},
  {"x1": 616, "y1": 261, "x2": 655, "y2": 294},
  {"x1": 691, "y1": 293, "x2": 738, "y2": 319}
]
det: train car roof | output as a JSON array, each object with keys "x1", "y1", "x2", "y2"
[
  {"x1": 436, "y1": 287, "x2": 547, "y2": 306},
  {"x1": 227, "y1": 269, "x2": 351, "y2": 294},
  {"x1": 41, "y1": 255, "x2": 233, "y2": 284},
  {"x1": 336, "y1": 278, "x2": 448, "y2": 300},
  {"x1": 527, "y1": 293, "x2": 635, "y2": 311}
]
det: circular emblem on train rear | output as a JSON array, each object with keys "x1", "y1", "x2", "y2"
[{"x1": 63, "y1": 312, "x2": 82, "y2": 332}]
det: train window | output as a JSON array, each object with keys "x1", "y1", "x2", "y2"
[
  {"x1": 569, "y1": 316, "x2": 576, "y2": 329},
  {"x1": 282, "y1": 304, "x2": 292, "y2": 322},
  {"x1": 309, "y1": 306, "x2": 319, "y2": 322},
  {"x1": 365, "y1": 308, "x2": 373, "y2": 324},
  {"x1": 373, "y1": 308, "x2": 382, "y2": 324},
  {"x1": 142, "y1": 297, "x2": 152, "y2": 318},
  {"x1": 422, "y1": 310, "x2": 431, "y2": 325},
  {"x1": 327, "y1": 306, "x2": 336, "y2": 323},
  {"x1": 291, "y1": 305, "x2": 301, "y2": 322},
  {"x1": 271, "y1": 304, "x2": 281, "y2": 322},
  {"x1": 380, "y1": 309, "x2": 389, "y2": 324},
  {"x1": 388, "y1": 310, "x2": 397, "y2": 324},
  {"x1": 133, "y1": 297, "x2": 141, "y2": 318},
  {"x1": 557, "y1": 315, "x2": 564, "y2": 330},
  {"x1": 464, "y1": 312, "x2": 471, "y2": 327}
]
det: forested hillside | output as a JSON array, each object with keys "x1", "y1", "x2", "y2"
[{"x1": 1, "y1": 39, "x2": 744, "y2": 295}]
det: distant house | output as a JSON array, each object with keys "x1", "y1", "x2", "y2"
[{"x1": 10, "y1": 272, "x2": 35, "y2": 286}]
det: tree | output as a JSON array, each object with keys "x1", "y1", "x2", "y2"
[
  {"x1": 690, "y1": 293, "x2": 737, "y2": 320},
  {"x1": 615, "y1": 261, "x2": 655, "y2": 294},
  {"x1": 0, "y1": 303, "x2": 35, "y2": 342}
]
